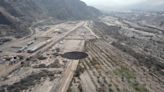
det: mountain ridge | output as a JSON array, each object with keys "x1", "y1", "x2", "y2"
[{"x1": 0, "y1": 0, "x2": 101, "y2": 37}]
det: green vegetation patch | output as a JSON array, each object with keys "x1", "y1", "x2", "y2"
[
  {"x1": 114, "y1": 67, "x2": 136, "y2": 80},
  {"x1": 133, "y1": 84, "x2": 149, "y2": 92},
  {"x1": 114, "y1": 67, "x2": 148, "y2": 92}
]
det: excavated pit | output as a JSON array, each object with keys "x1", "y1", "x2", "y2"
[{"x1": 62, "y1": 51, "x2": 88, "y2": 60}]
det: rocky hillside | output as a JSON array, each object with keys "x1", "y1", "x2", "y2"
[
  {"x1": 0, "y1": 0, "x2": 101, "y2": 37},
  {"x1": 35, "y1": 0, "x2": 101, "y2": 20}
]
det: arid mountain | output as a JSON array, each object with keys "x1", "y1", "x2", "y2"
[
  {"x1": 35, "y1": 0, "x2": 101, "y2": 20},
  {"x1": 0, "y1": 0, "x2": 101, "y2": 37}
]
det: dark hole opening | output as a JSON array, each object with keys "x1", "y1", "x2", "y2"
[{"x1": 62, "y1": 51, "x2": 88, "y2": 60}]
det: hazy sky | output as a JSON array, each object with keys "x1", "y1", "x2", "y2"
[
  {"x1": 81, "y1": 0, "x2": 164, "y2": 10},
  {"x1": 81, "y1": 0, "x2": 144, "y2": 7}
]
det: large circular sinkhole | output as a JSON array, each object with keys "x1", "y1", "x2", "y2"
[{"x1": 62, "y1": 51, "x2": 88, "y2": 60}]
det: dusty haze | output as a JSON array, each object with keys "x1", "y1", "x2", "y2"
[{"x1": 81, "y1": 0, "x2": 164, "y2": 11}]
